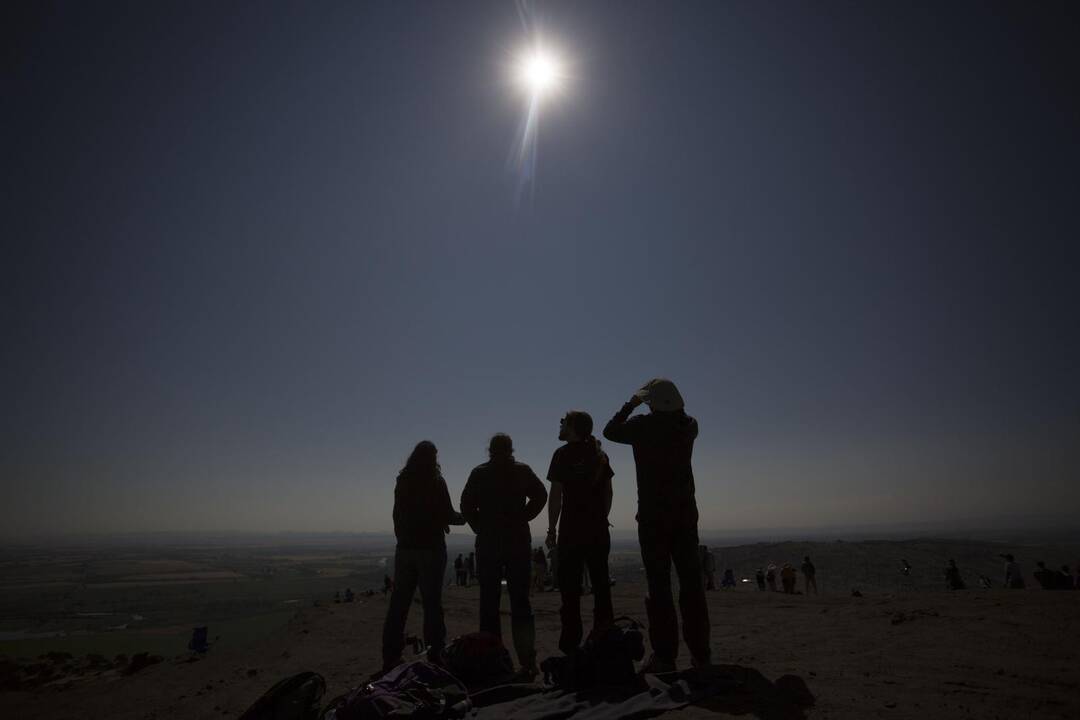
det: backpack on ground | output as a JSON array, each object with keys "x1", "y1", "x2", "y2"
[
  {"x1": 442, "y1": 632, "x2": 514, "y2": 688},
  {"x1": 541, "y1": 616, "x2": 645, "y2": 691},
  {"x1": 323, "y1": 661, "x2": 469, "y2": 719},
  {"x1": 238, "y1": 671, "x2": 326, "y2": 720}
]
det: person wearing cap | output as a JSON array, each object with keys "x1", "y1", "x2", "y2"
[
  {"x1": 545, "y1": 410, "x2": 615, "y2": 655},
  {"x1": 603, "y1": 378, "x2": 711, "y2": 672},
  {"x1": 460, "y1": 433, "x2": 548, "y2": 678}
]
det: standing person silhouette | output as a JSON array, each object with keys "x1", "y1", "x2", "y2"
[
  {"x1": 801, "y1": 556, "x2": 818, "y2": 595},
  {"x1": 546, "y1": 410, "x2": 615, "y2": 655},
  {"x1": 603, "y1": 378, "x2": 711, "y2": 672},
  {"x1": 460, "y1": 433, "x2": 547, "y2": 679},
  {"x1": 381, "y1": 441, "x2": 463, "y2": 672}
]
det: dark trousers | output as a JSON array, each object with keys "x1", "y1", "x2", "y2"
[
  {"x1": 638, "y1": 501, "x2": 711, "y2": 664},
  {"x1": 557, "y1": 530, "x2": 614, "y2": 654},
  {"x1": 382, "y1": 546, "x2": 447, "y2": 666},
  {"x1": 477, "y1": 538, "x2": 535, "y2": 668}
]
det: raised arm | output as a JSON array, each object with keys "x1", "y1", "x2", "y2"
[{"x1": 603, "y1": 395, "x2": 645, "y2": 445}]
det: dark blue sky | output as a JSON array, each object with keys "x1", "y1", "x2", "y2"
[{"x1": 3, "y1": 1, "x2": 1077, "y2": 537}]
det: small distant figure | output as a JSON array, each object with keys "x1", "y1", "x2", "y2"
[
  {"x1": 721, "y1": 568, "x2": 736, "y2": 589},
  {"x1": 531, "y1": 546, "x2": 547, "y2": 595},
  {"x1": 801, "y1": 556, "x2": 818, "y2": 595},
  {"x1": 454, "y1": 554, "x2": 466, "y2": 586},
  {"x1": 900, "y1": 559, "x2": 912, "y2": 577},
  {"x1": 780, "y1": 562, "x2": 797, "y2": 594},
  {"x1": 1034, "y1": 561, "x2": 1055, "y2": 589},
  {"x1": 755, "y1": 568, "x2": 766, "y2": 591},
  {"x1": 766, "y1": 563, "x2": 778, "y2": 591},
  {"x1": 547, "y1": 545, "x2": 559, "y2": 590},
  {"x1": 700, "y1": 546, "x2": 717, "y2": 590},
  {"x1": 188, "y1": 626, "x2": 209, "y2": 654},
  {"x1": 944, "y1": 559, "x2": 965, "y2": 590},
  {"x1": 333, "y1": 591, "x2": 341, "y2": 604},
  {"x1": 466, "y1": 552, "x2": 476, "y2": 585},
  {"x1": 344, "y1": 587, "x2": 355, "y2": 603},
  {"x1": 1002, "y1": 554, "x2": 1025, "y2": 589}
]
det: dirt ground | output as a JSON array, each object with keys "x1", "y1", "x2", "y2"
[{"x1": 2, "y1": 582, "x2": 1078, "y2": 719}]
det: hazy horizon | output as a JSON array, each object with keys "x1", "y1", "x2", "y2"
[{"x1": 4, "y1": 1, "x2": 1077, "y2": 538}]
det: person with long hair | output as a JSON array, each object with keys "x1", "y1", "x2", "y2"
[
  {"x1": 381, "y1": 440, "x2": 463, "y2": 672},
  {"x1": 460, "y1": 433, "x2": 547, "y2": 679}
]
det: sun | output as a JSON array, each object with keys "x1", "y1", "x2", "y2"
[{"x1": 516, "y1": 48, "x2": 563, "y2": 99}]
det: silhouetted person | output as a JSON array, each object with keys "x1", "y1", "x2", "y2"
[
  {"x1": 1002, "y1": 554, "x2": 1025, "y2": 589},
  {"x1": 900, "y1": 559, "x2": 912, "y2": 577},
  {"x1": 766, "y1": 563, "x2": 778, "y2": 591},
  {"x1": 604, "y1": 378, "x2": 710, "y2": 672},
  {"x1": 701, "y1": 545, "x2": 717, "y2": 590},
  {"x1": 548, "y1": 410, "x2": 617, "y2": 651},
  {"x1": 1034, "y1": 561, "x2": 1055, "y2": 589},
  {"x1": 454, "y1": 554, "x2": 465, "y2": 586},
  {"x1": 721, "y1": 568, "x2": 736, "y2": 589},
  {"x1": 801, "y1": 556, "x2": 818, "y2": 595},
  {"x1": 531, "y1": 546, "x2": 547, "y2": 594},
  {"x1": 460, "y1": 433, "x2": 547, "y2": 678},
  {"x1": 781, "y1": 562, "x2": 796, "y2": 594},
  {"x1": 547, "y1": 545, "x2": 559, "y2": 590},
  {"x1": 755, "y1": 568, "x2": 766, "y2": 591},
  {"x1": 944, "y1": 559, "x2": 965, "y2": 590},
  {"x1": 382, "y1": 441, "x2": 464, "y2": 672},
  {"x1": 344, "y1": 587, "x2": 355, "y2": 602}
]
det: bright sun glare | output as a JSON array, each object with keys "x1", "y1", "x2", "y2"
[{"x1": 517, "y1": 49, "x2": 562, "y2": 98}]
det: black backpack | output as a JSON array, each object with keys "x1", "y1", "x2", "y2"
[
  {"x1": 442, "y1": 632, "x2": 514, "y2": 688},
  {"x1": 541, "y1": 617, "x2": 645, "y2": 691}
]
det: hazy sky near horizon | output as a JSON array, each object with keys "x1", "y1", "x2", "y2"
[{"x1": 3, "y1": 1, "x2": 1078, "y2": 539}]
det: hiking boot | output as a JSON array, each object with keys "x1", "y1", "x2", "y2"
[{"x1": 639, "y1": 653, "x2": 676, "y2": 674}]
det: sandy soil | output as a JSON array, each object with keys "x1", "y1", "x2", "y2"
[{"x1": 3, "y1": 582, "x2": 1078, "y2": 720}]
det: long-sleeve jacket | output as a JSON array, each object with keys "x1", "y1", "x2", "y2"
[
  {"x1": 460, "y1": 459, "x2": 547, "y2": 546},
  {"x1": 603, "y1": 402, "x2": 699, "y2": 516},
  {"x1": 393, "y1": 472, "x2": 460, "y2": 549}
]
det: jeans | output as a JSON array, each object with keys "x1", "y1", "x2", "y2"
[
  {"x1": 382, "y1": 546, "x2": 448, "y2": 666},
  {"x1": 557, "y1": 529, "x2": 614, "y2": 654},
  {"x1": 638, "y1": 499, "x2": 711, "y2": 664},
  {"x1": 477, "y1": 537, "x2": 535, "y2": 669}
]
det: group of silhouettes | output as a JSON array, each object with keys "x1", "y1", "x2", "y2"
[{"x1": 381, "y1": 378, "x2": 709, "y2": 678}]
